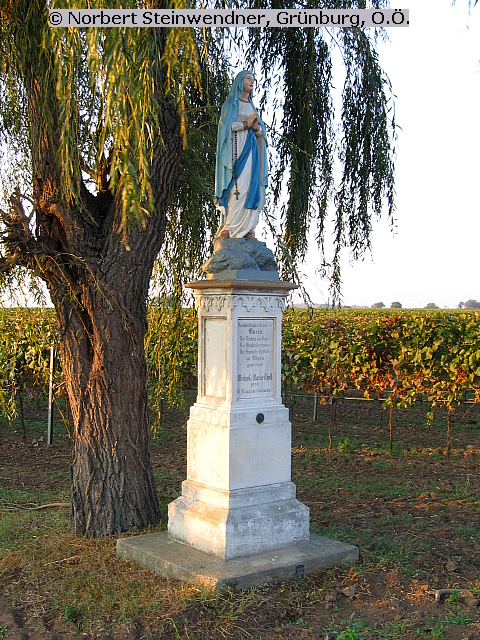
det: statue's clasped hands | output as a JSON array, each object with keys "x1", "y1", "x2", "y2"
[{"x1": 244, "y1": 112, "x2": 260, "y2": 132}]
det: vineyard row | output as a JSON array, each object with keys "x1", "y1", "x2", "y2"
[{"x1": 1, "y1": 308, "x2": 480, "y2": 431}]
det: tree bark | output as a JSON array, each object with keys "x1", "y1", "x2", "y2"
[
  {"x1": 4, "y1": 82, "x2": 182, "y2": 537},
  {"x1": 1, "y1": 4, "x2": 184, "y2": 535},
  {"x1": 49, "y1": 104, "x2": 182, "y2": 536},
  {"x1": 53, "y1": 282, "x2": 160, "y2": 536},
  {"x1": 50, "y1": 140, "x2": 182, "y2": 534}
]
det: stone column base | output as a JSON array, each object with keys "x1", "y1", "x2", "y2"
[{"x1": 168, "y1": 480, "x2": 310, "y2": 559}]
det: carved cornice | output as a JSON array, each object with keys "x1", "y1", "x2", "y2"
[
  {"x1": 195, "y1": 292, "x2": 287, "y2": 313},
  {"x1": 195, "y1": 294, "x2": 229, "y2": 312},
  {"x1": 232, "y1": 295, "x2": 286, "y2": 313}
]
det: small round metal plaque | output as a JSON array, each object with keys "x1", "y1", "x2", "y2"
[{"x1": 256, "y1": 413, "x2": 264, "y2": 424}]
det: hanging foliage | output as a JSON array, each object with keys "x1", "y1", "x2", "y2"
[{"x1": 0, "y1": 0, "x2": 397, "y2": 535}]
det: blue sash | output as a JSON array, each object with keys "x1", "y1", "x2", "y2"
[{"x1": 219, "y1": 128, "x2": 261, "y2": 210}]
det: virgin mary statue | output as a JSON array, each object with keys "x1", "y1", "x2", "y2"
[{"x1": 214, "y1": 70, "x2": 268, "y2": 239}]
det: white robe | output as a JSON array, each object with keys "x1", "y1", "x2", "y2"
[{"x1": 216, "y1": 100, "x2": 266, "y2": 238}]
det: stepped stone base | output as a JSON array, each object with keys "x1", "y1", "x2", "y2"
[
  {"x1": 116, "y1": 533, "x2": 359, "y2": 591},
  {"x1": 168, "y1": 480, "x2": 310, "y2": 559}
]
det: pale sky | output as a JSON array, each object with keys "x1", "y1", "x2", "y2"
[{"x1": 297, "y1": 0, "x2": 480, "y2": 308}]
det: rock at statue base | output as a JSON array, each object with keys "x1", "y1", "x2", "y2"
[{"x1": 202, "y1": 237, "x2": 279, "y2": 280}]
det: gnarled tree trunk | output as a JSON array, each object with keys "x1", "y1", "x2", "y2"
[
  {"x1": 5, "y1": 67, "x2": 183, "y2": 534},
  {"x1": 51, "y1": 237, "x2": 162, "y2": 535},
  {"x1": 52, "y1": 107, "x2": 181, "y2": 536},
  {"x1": 52, "y1": 114, "x2": 181, "y2": 534},
  {"x1": 55, "y1": 283, "x2": 158, "y2": 536}
]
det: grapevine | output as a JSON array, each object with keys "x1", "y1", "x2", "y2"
[{"x1": 1, "y1": 308, "x2": 479, "y2": 452}]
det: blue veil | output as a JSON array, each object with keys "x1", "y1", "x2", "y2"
[{"x1": 214, "y1": 70, "x2": 268, "y2": 202}]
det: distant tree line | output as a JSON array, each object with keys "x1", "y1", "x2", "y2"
[
  {"x1": 369, "y1": 301, "x2": 480, "y2": 309},
  {"x1": 458, "y1": 300, "x2": 480, "y2": 309}
]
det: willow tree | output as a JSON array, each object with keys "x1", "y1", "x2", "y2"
[{"x1": 0, "y1": 0, "x2": 396, "y2": 536}]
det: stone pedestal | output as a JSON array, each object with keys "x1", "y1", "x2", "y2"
[
  {"x1": 168, "y1": 280, "x2": 310, "y2": 559},
  {"x1": 117, "y1": 277, "x2": 359, "y2": 587}
]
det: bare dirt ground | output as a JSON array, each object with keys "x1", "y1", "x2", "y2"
[{"x1": 0, "y1": 394, "x2": 479, "y2": 639}]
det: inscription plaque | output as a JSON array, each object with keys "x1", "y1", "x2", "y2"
[
  {"x1": 237, "y1": 319, "x2": 274, "y2": 399},
  {"x1": 204, "y1": 318, "x2": 227, "y2": 398}
]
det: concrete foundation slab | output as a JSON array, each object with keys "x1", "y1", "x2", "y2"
[{"x1": 116, "y1": 532, "x2": 359, "y2": 591}]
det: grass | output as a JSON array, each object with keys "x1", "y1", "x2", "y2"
[
  {"x1": 1, "y1": 396, "x2": 480, "y2": 638},
  {"x1": 1, "y1": 501, "x2": 277, "y2": 634},
  {"x1": 0, "y1": 506, "x2": 69, "y2": 554},
  {"x1": 0, "y1": 486, "x2": 64, "y2": 504},
  {"x1": 311, "y1": 520, "x2": 427, "y2": 574},
  {"x1": 336, "y1": 621, "x2": 364, "y2": 639},
  {"x1": 1, "y1": 494, "x2": 478, "y2": 638},
  {"x1": 2, "y1": 523, "x2": 169, "y2": 628},
  {"x1": 0, "y1": 402, "x2": 67, "y2": 441},
  {"x1": 300, "y1": 470, "x2": 425, "y2": 502}
]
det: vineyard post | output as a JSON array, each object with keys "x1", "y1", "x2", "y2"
[
  {"x1": 389, "y1": 400, "x2": 394, "y2": 455},
  {"x1": 313, "y1": 393, "x2": 318, "y2": 421},
  {"x1": 447, "y1": 407, "x2": 452, "y2": 463},
  {"x1": 328, "y1": 396, "x2": 336, "y2": 451},
  {"x1": 18, "y1": 384, "x2": 26, "y2": 441},
  {"x1": 47, "y1": 345, "x2": 54, "y2": 445}
]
